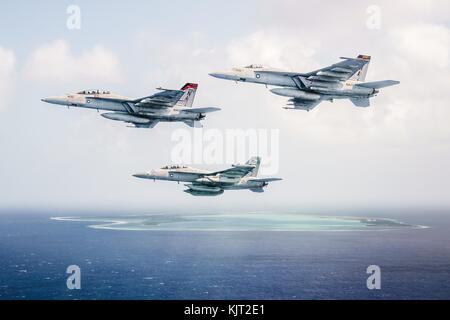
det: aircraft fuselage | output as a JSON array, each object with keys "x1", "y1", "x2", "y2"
[
  {"x1": 210, "y1": 69, "x2": 376, "y2": 100},
  {"x1": 42, "y1": 93, "x2": 202, "y2": 121},
  {"x1": 133, "y1": 169, "x2": 268, "y2": 190}
]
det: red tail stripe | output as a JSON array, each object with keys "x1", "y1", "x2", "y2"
[{"x1": 181, "y1": 83, "x2": 198, "y2": 90}]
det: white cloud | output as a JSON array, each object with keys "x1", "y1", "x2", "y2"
[
  {"x1": 132, "y1": 30, "x2": 220, "y2": 88},
  {"x1": 24, "y1": 40, "x2": 122, "y2": 84},
  {"x1": 386, "y1": 23, "x2": 450, "y2": 144},
  {"x1": 226, "y1": 31, "x2": 320, "y2": 71},
  {"x1": 391, "y1": 23, "x2": 450, "y2": 69},
  {"x1": 0, "y1": 47, "x2": 15, "y2": 111}
]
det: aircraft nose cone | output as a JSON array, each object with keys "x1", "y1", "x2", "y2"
[
  {"x1": 41, "y1": 97, "x2": 56, "y2": 103},
  {"x1": 209, "y1": 71, "x2": 240, "y2": 81},
  {"x1": 41, "y1": 96, "x2": 67, "y2": 105},
  {"x1": 209, "y1": 72, "x2": 228, "y2": 79},
  {"x1": 132, "y1": 173, "x2": 148, "y2": 179}
]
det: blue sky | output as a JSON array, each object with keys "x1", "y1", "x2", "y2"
[{"x1": 0, "y1": 1, "x2": 449, "y2": 213}]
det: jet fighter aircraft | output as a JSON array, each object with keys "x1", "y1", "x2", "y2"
[
  {"x1": 210, "y1": 55, "x2": 399, "y2": 111},
  {"x1": 41, "y1": 83, "x2": 220, "y2": 128},
  {"x1": 133, "y1": 156, "x2": 282, "y2": 196}
]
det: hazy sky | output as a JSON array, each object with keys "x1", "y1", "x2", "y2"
[{"x1": 0, "y1": 0, "x2": 449, "y2": 213}]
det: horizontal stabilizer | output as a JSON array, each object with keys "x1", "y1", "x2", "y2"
[
  {"x1": 248, "y1": 178, "x2": 282, "y2": 183},
  {"x1": 181, "y1": 107, "x2": 221, "y2": 114},
  {"x1": 350, "y1": 97, "x2": 370, "y2": 108},
  {"x1": 183, "y1": 120, "x2": 202, "y2": 128},
  {"x1": 356, "y1": 80, "x2": 400, "y2": 89}
]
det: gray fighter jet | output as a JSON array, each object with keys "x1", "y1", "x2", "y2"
[
  {"x1": 41, "y1": 83, "x2": 220, "y2": 128},
  {"x1": 133, "y1": 156, "x2": 282, "y2": 196},
  {"x1": 210, "y1": 55, "x2": 399, "y2": 111}
]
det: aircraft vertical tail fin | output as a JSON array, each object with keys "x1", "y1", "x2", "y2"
[
  {"x1": 246, "y1": 156, "x2": 261, "y2": 177},
  {"x1": 176, "y1": 83, "x2": 198, "y2": 108},
  {"x1": 350, "y1": 54, "x2": 371, "y2": 82}
]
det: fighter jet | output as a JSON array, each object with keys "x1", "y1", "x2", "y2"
[
  {"x1": 210, "y1": 55, "x2": 399, "y2": 111},
  {"x1": 41, "y1": 83, "x2": 220, "y2": 128},
  {"x1": 133, "y1": 156, "x2": 282, "y2": 196}
]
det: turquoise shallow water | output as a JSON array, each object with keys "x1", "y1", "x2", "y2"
[{"x1": 51, "y1": 213, "x2": 424, "y2": 231}]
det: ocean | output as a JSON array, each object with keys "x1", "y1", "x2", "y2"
[{"x1": 0, "y1": 210, "x2": 449, "y2": 300}]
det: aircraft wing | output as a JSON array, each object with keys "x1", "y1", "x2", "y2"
[
  {"x1": 180, "y1": 107, "x2": 221, "y2": 114},
  {"x1": 259, "y1": 55, "x2": 371, "y2": 90},
  {"x1": 355, "y1": 80, "x2": 400, "y2": 89},
  {"x1": 303, "y1": 55, "x2": 371, "y2": 83},
  {"x1": 208, "y1": 164, "x2": 256, "y2": 179},
  {"x1": 133, "y1": 89, "x2": 185, "y2": 109},
  {"x1": 247, "y1": 177, "x2": 282, "y2": 183}
]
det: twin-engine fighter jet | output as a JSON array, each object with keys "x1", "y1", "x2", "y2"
[
  {"x1": 133, "y1": 157, "x2": 282, "y2": 196},
  {"x1": 41, "y1": 83, "x2": 220, "y2": 128},
  {"x1": 210, "y1": 55, "x2": 399, "y2": 111}
]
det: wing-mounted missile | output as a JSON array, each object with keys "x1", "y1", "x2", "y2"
[
  {"x1": 135, "y1": 98, "x2": 174, "y2": 108},
  {"x1": 305, "y1": 76, "x2": 343, "y2": 89},
  {"x1": 231, "y1": 163, "x2": 256, "y2": 170},
  {"x1": 316, "y1": 70, "x2": 349, "y2": 79},
  {"x1": 285, "y1": 98, "x2": 322, "y2": 111},
  {"x1": 331, "y1": 67, "x2": 353, "y2": 73}
]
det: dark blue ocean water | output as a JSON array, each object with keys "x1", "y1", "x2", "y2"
[{"x1": 0, "y1": 211, "x2": 449, "y2": 300}]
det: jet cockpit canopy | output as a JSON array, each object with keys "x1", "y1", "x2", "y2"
[
  {"x1": 244, "y1": 64, "x2": 265, "y2": 69},
  {"x1": 161, "y1": 165, "x2": 188, "y2": 170},
  {"x1": 77, "y1": 89, "x2": 111, "y2": 95}
]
